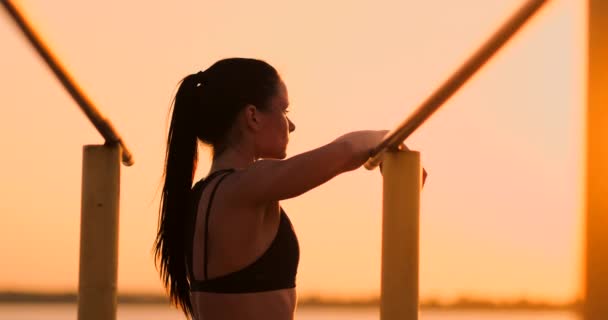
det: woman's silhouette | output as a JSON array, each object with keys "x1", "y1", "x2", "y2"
[{"x1": 154, "y1": 58, "x2": 405, "y2": 319}]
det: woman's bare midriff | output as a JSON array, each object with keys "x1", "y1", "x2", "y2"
[{"x1": 191, "y1": 288, "x2": 297, "y2": 320}]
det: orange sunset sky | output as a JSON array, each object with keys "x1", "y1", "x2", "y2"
[{"x1": 0, "y1": 0, "x2": 585, "y2": 303}]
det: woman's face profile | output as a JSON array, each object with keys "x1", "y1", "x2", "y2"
[{"x1": 256, "y1": 80, "x2": 295, "y2": 159}]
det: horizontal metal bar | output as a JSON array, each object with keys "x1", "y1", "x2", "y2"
[
  {"x1": 365, "y1": 0, "x2": 548, "y2": 170},
  {"x1": 2, "y1": 0, "x2": 134, "y2": 166}
]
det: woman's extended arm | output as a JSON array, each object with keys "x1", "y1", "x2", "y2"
[{"x1": 226, "y1": 130, "x2": 389, "y2": 204}]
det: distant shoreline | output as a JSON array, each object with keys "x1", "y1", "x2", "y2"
[{"x1": 0, "y1": 291, "x2": 580, "y2": 311}]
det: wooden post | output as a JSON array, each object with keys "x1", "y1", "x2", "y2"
[
  {"x1": 585, "y1": 1, "x2": 608, "y2": 319},
  {"x1": 380, "y1": 150, "x2": 421, "y2": 320},
  {"x1": 78, "y1": 144, "x2": 121, "y2": 320}
]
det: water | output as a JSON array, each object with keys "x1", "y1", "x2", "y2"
[{"x1": 0, "y1": 304, "x2": 581, "y2": 320}]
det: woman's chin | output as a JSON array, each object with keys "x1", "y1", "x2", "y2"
[
  {"x1": 272, "y1": 153, "x2": 288, "y2": 160},
  {"x1": 259, "y1": 151, "x2": 287, "y2": 160}
]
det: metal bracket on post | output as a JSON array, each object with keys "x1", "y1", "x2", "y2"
[
  {"x1": 380, "y1": 150, "x2": 421, "y2": 320},
  {"x1": 78, "y1": 144, "x2": 121, "y2": 320}
]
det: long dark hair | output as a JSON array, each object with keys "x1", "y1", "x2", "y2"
[{"x1": 154, "y1": 58, "x2": 280, "y2": 318}]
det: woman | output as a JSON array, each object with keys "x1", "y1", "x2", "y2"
[{"x1": 154, "y1": 58, "x2": 412, "y2": 319}]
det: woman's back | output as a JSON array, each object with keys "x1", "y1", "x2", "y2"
[{"x1": 188, "y1": 169, "x2": 299, "y2": 319}]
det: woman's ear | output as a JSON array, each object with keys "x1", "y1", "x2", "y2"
[{"x1": 243, "y1": 104, "x2": 260, "y2": 131}]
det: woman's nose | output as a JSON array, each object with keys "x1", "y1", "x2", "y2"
[{"x1": 288, "y1": 118, "x2": 296, "y2": 133}]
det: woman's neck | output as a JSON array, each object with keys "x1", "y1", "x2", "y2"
[{"x1": 209, "y1": 144, "x2": 256, "y2": 173}]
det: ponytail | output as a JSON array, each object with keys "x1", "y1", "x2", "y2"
[{"x1": 154, "y1": 73, "x2": 201, "y2": 319}]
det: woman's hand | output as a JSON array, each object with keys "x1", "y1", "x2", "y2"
[{"x1": 333, "y1": 130, "x2": 390, "y2": 171}]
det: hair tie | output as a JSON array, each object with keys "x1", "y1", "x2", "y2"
[{"x1": 195, "y1": 70, "x2": 206, "y2": 87}]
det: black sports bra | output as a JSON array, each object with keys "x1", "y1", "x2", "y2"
[{"x1": 187, "y1": 169, "x2": 300, "y2": 293}]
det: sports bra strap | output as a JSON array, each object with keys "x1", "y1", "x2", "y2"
[{"x1": 203, "y1": 170, "x2": 234, "y2": 280}]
